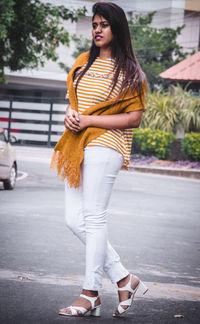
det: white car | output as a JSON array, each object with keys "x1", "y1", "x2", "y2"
[{"x1": 0, "y1": 128, "x2": 17, "y2": 190}]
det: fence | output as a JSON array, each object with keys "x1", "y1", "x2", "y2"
[{"x1": 0, "y1": 96, "x2": 68, "y2": 147}]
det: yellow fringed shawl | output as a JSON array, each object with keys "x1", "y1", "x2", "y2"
[{"x1": 50, "y1": 51, "x2": 145, "y2": 188}]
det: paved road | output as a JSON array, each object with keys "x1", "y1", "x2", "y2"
[{"x1": 0, "y1": 146, "x2": 200, "y2": 324}]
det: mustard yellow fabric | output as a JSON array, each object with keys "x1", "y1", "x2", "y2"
[
  {"x1": 68, "y1": 56, "x2": 134, "y2": 168},
  {"x1": 50, "y1": 51, "x2": 145, "y2": 188}
]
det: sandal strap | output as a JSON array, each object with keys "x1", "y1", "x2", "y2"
[
  {"x1": 117, "y1": 304, "x2": 126, "y2": 314},
  {"x1": 80, "y1": 294, "x2": 98, "y2": 309},
  {"x1": 117, "y1": 303, "x2": 130, "y2": 314},
  {"x1": 119, "y1": 298, "x2": 132, "y2": 307},
  {"x1": 118, "y1": 274, "x2": 137, "y2": 294},
  {"x1": 116, "y1": 298, "x2": 132, "y2": 315},
  {"x1": 68, "y1": 306, "x2": 87, "y2": 315}
]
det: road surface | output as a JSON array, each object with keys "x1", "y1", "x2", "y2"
[{"x1": 0, "y1": 146, "x2": 200, "y2": 323}]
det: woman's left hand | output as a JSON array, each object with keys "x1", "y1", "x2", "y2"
[{"x1": 73, "y1": 115, "x2": 90, "y2": 133}]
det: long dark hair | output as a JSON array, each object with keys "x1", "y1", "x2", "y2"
[{"x1": 75, "y1": 2, "x2": 147, "y2": 103}]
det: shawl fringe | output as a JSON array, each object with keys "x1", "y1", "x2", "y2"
[{"x1": 50, "y1": 149, "x2": 82, "y2": 188}]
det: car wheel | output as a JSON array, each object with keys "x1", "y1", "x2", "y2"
[{"x1": 3, "y1": 163, "x2": 17, "y2": 190}]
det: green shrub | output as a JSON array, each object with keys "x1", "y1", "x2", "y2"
[
  {"x1": 132, "y1": 128, "x2": 176, "y2": 159},
  {"x1": 181, "y1": 133, "x2": 200, "y2": 161},
  {"x1": 141, "y1": 86, "x2": 200, "y2": 133}
]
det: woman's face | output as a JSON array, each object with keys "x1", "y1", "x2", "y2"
[{"x1": 92, "y1": 15, "x2": 113, "y2": 49}]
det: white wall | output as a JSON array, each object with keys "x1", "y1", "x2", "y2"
[{"x1": 178, "y1": 12, "x2": 200, "y2": 53}]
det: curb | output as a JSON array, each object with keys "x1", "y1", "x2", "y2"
[{"x1": 129, "y1": 165, "x2": 200, "y2": 180}]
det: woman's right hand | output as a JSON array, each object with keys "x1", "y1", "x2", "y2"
[{"x1": 64, "y1": 104, "x2": 80, "y2": 132}]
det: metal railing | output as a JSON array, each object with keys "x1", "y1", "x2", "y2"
[{"x1": 0, "y1": 95, "x2": 68, "y2": 147}]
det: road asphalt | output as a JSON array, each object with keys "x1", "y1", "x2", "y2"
[{"x1": 0, "y1": 146, "x2": 200, "y2": 324}]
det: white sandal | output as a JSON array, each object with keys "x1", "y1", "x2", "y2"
[
  {"x1": 113, "y1": 274, "x2": 148, "y2": 317},
  {"x1": 59, "y1": 293, "x2": 101, "y2": 317}
]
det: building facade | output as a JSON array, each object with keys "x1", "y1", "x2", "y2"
[{"x1": 1, "y1": 0, "x2": 199, "y2": 101}]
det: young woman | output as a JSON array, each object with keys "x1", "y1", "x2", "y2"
[{"x1": 51, "y1": 1, "x2": 148, "y2": 317}]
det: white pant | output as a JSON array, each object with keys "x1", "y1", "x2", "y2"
[{"x1": 65, "y1": 146, "x2": 129, "y2": 291}]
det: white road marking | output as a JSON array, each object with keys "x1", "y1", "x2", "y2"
[
  {"x1": 17, "y1": 157, "x2": 51, "y2": 164},
  {"x1": 16, "y1": 171, "x2": 28, "y2": 181}
]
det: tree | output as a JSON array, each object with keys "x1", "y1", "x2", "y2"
[
  {"x1": 129, "y1": 12, "x2": 187, "y2": 90},
  {"x1": 0, "y1": 0, "x2": 86, "y2": 83},
  {"x1": 59, "y1": 34, "x2": 91, "y2": 73},
  {"x1": 71, "y1": 34, "x2": 91, "y2": 60}
]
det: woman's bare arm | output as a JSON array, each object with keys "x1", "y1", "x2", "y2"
[
  {"x1": 64, "y1": 104, "x2": 144, "y2": 132},
  {"x1": 77, "y1": 110, "x2": 143, "y2": 131}
]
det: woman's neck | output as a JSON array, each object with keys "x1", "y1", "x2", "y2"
[{"x1": 99, "y1": 47, "x2": 112, "y2": 59}]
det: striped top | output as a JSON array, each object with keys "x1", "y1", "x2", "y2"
[{"x1": 67, "y1": 57, "x2": 134, "y2": 168}]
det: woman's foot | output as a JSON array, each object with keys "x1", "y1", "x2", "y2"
[
  {"x1": 59, "y1": 289, "x2": 101, "y2": 316},
  {"x1": 113, "y1": 274, "x2": 148, "y2": 317},
  {"x1": 116, "y1": 274, "x2": 139, "y2": 313}
]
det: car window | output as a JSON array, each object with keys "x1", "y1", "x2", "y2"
[{"x1": 0, "y1": 132, "x2": 6, "y2": 142}]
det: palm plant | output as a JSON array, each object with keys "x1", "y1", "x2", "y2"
[
  {"x1": 141, "y1": 90, "x2": 180, "y2": 132},
  {"x1": 174, "y1": 86, "x2": 200, "y2": 132},
  {"x1": 141, "y1": 86, "x2": 200, "y2": 134}
]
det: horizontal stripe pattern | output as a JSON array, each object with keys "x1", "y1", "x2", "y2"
[{"x1": 70, "y1": 57, "x2": 133, "y2": 167}]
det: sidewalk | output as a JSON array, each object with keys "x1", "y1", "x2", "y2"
[{"x1": 130, "y1": 156, "x2": 200, "y2": 180}]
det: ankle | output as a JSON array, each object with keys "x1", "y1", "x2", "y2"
[
  {"x1": 81, "y1": 289, "x2": 98, "y2": 297},
  {"x1": 117, "y1": 274, "x2": 130, "y2": 288}
]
